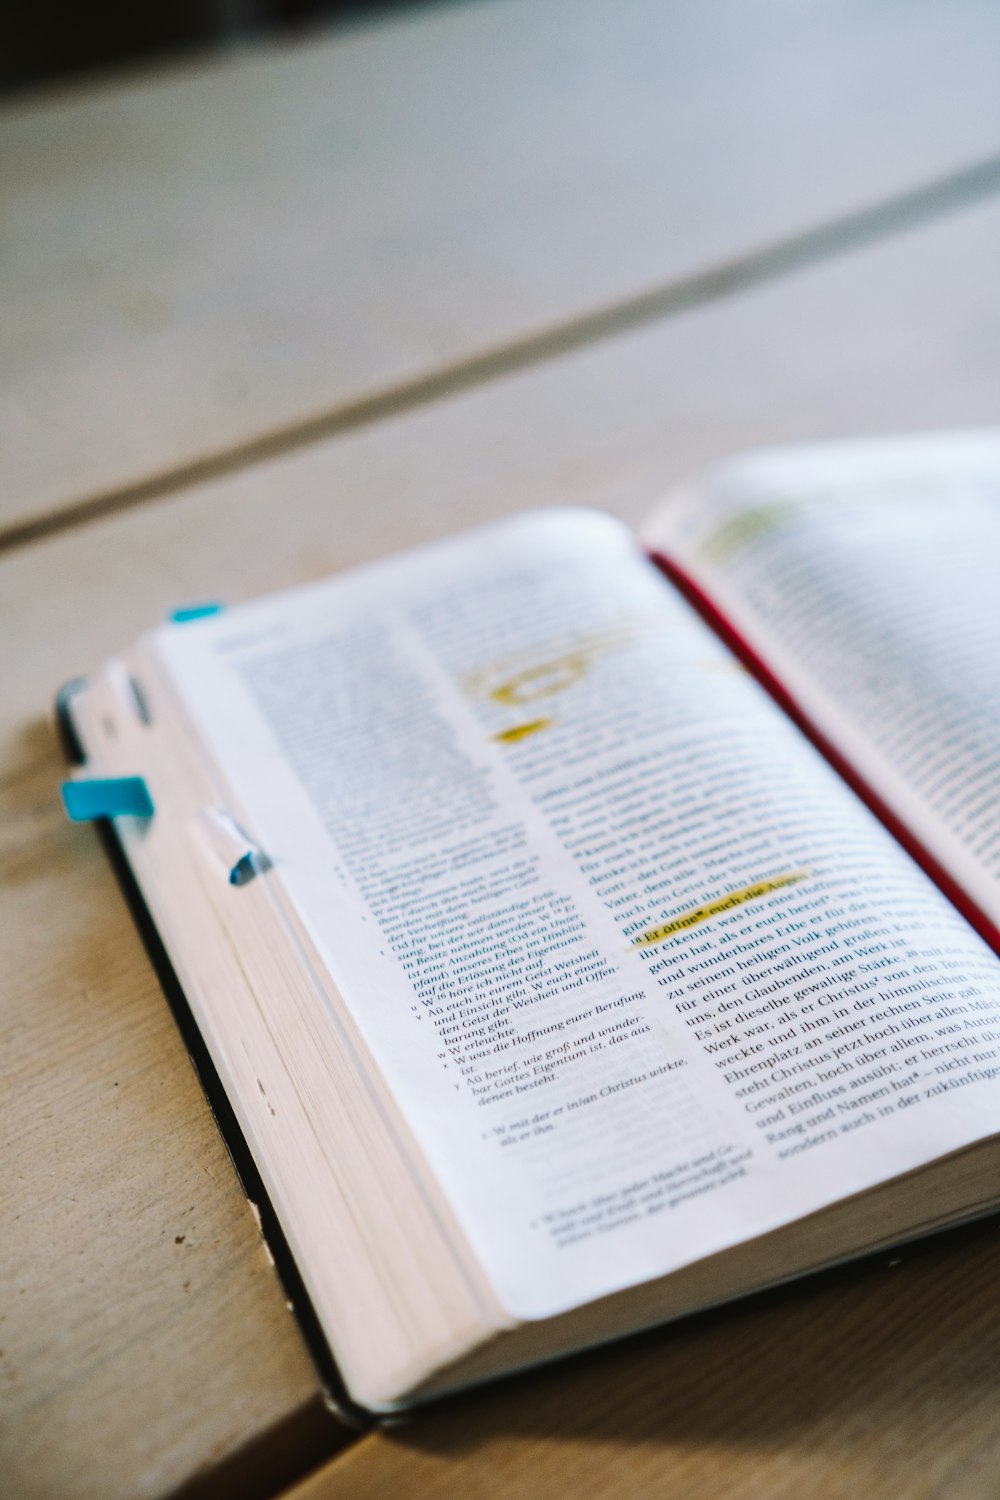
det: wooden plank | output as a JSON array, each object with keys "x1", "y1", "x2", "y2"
[
  {"x1": 3, "y1": 200, "x2": 999, "y2": 1497},
  {"x1": 283, "y1": 1222, "x2": 1000, "y2": 1500},
  {"x1": 3, "y1": 0, "x2": 1000, "y2": 533},
  {"x1": 0, "y1": 747, "x2": 348, "y2": 1500},
  {"x1": 3, "y1": 194, "x2": 999, "y2": 782}
]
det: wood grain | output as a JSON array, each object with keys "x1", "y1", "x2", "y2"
[
  {"x1": 3, "y1": 193, "x2": 999, "y2": 787},
  {"x1": 2, "y1": 198, "x2": 999, "y2": 1497},
  {"x1": 0, "y1": 744, "x2": 347, "y2": 1500},
  {"x1": 3, "y1": 0, "x2": 1000, "y2": 533},
  {"x1": 284, "y1": 1222, "x2": 1000, "y2": 1500}
]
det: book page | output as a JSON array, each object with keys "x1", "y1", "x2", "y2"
[
  {"x1": 645, "y1": 432, "x2": 1000, "y2": 934},
  {"x1": 153, "y1": 510, "x2": 1000, "y2": 1320}
]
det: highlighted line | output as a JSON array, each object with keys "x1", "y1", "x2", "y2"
[
  {"x1": 700, "y1": 502, "x2": 794, "y2": 563},
  {"x1": 490, "y1": 653, "x2": 590, "y2": 706},
  {"x1": 492, "y1": 717, "x2": 553, "y2": 743},
  {"x1": 634, "y1": 870, "x2": 810, "y2": 947}
]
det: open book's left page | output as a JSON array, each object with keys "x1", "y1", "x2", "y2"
[{"x1": 153, "y1": 510, "x2": 1000, "y2": 1323}]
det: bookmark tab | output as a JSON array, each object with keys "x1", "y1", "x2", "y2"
[
  {"x1": 229, "y1": 849, "x2": 269, "y2": 887},
  {"x1": 198, "y1": 806, "x2": 270, "y2": 887},
  {"x1": 106, "y1": 658, "x2": 151, "y2": 724},
  {"x1": 169, "y1": 602, "x2": 225, "y2": 624},
  {"x1": 62, "y1": 777, "x2": 154, "y2": 822}
]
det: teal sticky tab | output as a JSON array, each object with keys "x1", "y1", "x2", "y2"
[
  {"x1": 169, "y1": 602, "x2": 224, "y2": 623},
  {"x1": 62, "y1": 777, "x2": 155, "y2": 822},
  {"x1": 229, "y1": 851, "x2": 259, "y2": 887},
  {"x1": 229, "y1": 849, "x2": 271, "y2": 887}
]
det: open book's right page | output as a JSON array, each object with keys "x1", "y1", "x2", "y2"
[{"x1": 644, "y1": 432, "x2": 1000, "y2": 941}]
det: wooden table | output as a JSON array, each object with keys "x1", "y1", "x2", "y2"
[{"x1": 3, "y1": 3, "x2": 1000, "y2": 1496}]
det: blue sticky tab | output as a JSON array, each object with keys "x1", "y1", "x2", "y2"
[
  {"x1": 170, "y1": 602, "x2": 224, "y2": 623},
  {"x1": 62, "y1": 777, "x2": 155, "y2": 822},
  {"x1": 229, "y1": 850, "x2": 268, "y2": 887}
]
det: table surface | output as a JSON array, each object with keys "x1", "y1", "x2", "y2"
[{"x1": 2, "y1": 3, "x2": 1000, "y2": 1497}]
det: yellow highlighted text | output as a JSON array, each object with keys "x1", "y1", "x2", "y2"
[
  {"x1": 490, "y1": 656, "x2": 589, "y2": 706},
  {"x1": 634, "y1": 869, "x2": 810, "y2": 948},
  {"x1": 492, "y1": 718, "x2": 554, "y2": 744},
  {"x1": 464, "y1": 621, "x2": 648, "y2": 706},
  {"x1": 701, "y1": 502, "x2": 794, "y2": 563}
]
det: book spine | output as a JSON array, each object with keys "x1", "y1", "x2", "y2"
[{"x1": 648, "y1": 554, "x2": 1000, "y2": 959}]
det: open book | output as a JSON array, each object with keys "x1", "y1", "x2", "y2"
[{"x1": 61, "y1": 432, "x2": 1000, "y2": 1417}]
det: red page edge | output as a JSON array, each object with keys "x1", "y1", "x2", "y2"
[{"x1": 647, "y1": 548, "x2": 1000, "y2": 959}]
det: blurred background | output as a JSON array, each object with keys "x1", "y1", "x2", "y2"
[
  {"x1": 3, "y1": 5, "x2": 1000, "y2": 1500},
  {"x1": 1, "y1": 0, "x2": 419, "y2": 92}
]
